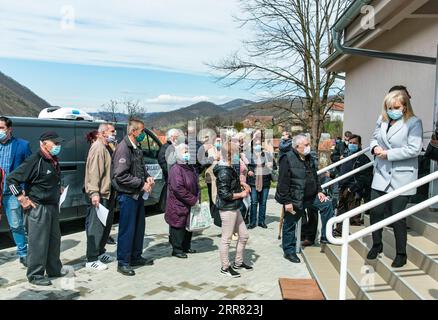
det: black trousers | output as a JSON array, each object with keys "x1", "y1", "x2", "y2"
[
  {"x1": 26, "y1": 204, "x2": 62, "y2": 281},
  {"x1": 301, "y1": 207, "x2": 319, "y2": 242},
  {"x1": 206, "y1": 182, "x2": 214, "y2": 213},
  {"x1": 370, "y1": 189, "x2": 410, "y2": 255},
  {"x1": 169, "y1": 226, "x2": 193, "y2": 254},
  {"x1": 86, "y1": 191, "x2": 116, "y2": 262}
]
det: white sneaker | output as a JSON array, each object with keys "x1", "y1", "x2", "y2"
[
  {"x1": 98, "y1": 253, "x2": 115, "y2": 264},
  {"x1": 86, "y1": 260, "x2": 108, "y2": 271}
]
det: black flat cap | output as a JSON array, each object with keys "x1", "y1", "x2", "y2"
[{"x1": 40, "y1": 131, "x2": 64, "y2": 143}]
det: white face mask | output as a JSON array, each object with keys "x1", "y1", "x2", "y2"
[{"x1": 303, "y1": 146, "x2": 311, "y2": 156}]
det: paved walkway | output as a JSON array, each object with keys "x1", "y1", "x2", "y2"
[{"x1": 0, "y1": 191, "x2": 311, "y2": 300}]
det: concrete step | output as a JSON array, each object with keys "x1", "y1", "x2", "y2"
[
  {"x1": 351, "y1": 234, "x2": 438, "y2": 300},
  {"x1": 323, "y1": 243, "x2": 403, "y2": 300},
  {"x1": 301, "y1": 246, "x2": 355, "y2": 300},
  {"x1": 383, "y1": 228, "x2": 438, "y2": 282},
  {"x1": 406, "y1": 207, "x2": 438, "y2": 245}
]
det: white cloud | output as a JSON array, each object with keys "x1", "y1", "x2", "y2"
[{"x1": 0, "y1": 0, "x2": 250, "y2": 75}]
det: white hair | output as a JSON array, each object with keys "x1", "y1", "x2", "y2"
[
  {"x1": 292, "y1": 134, "x2": 309, "y2": 148},
  {"x1": 167, "y1": 128, "x2": 180, "y2": 140},
  {"x1": 175, "y1": 143, "x2": 188, "y2": 161},
  {"x1": 98, "y1": 123, "x2": 113, "y2": 133}
]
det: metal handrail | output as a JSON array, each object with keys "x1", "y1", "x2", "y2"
[
  {"x1": 325, "y1": 169, "x2": 438, "y2": 300},
  {"x1": 321, "y1": 161, "x2": 374, "y2": 189},
  {"x1": 317, "y1": 147, "x2": 371, "y2": 175}
]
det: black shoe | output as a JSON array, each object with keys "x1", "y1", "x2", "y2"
[
  {"x1": 258, "y1": 223, "x2": 268, "y2": 229},
  {"x1": 130, "y1": 257, "x2": 154, "y2": 266},
  {"x1": 391, "y1": 254, "x2": 407, "y2": 268},
  {"x1": 248, "y1": 225, "x2": 256, "y2": 229},
  {"x1": 183, "y1": 249, "x2": 197, "y2": 254},
  {"x1": 29, "y1": 277, "x2": 52, "y2": 286},
  {"x1": 172, "y1": 252, "x2": 188, "y2": 259},
  {"x1": 367, "y1": 244, "x2": 383, "y2": 260},
  {"x1": 19, "y1": 256, "x2": 27, "y2": 267},
  {"x1": 301, "y1": 240, "x2": 315, "y2": 247},
  {"x1": 220, "y1": 266, "x2": 241, "y2": 278},
  {"x1": 232, "y1": 262, "x2": 253, "y2": 270},
  {"x1": 117, "y1": 265, "x2": 135, "y2": 276},
  {"x1": 284, "y1": 253, "x2": 301, "y2": 263},
  {"x1": 107, "y1": 236, "x2": 116, "y2": 245}
]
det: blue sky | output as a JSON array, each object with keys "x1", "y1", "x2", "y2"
[{"x1": 0, "y1": 0, "x2": 259, "y2": 113}]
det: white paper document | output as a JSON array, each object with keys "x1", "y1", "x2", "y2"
[
  {"x1": 59, "y1": 185, "x2": 69, "y2": 209},
  {"x1": 96, "y1": 204, "x2": 109, "y2": 226},
  {"x1": 243, "y1": 195, "x2": 251, "y2": 209}
]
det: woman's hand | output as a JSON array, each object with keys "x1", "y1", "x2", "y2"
[
  {"x1": 248, "y1": 171, "x2": 254, "y2": 177},
  {"x1": 318, "y1": 192, "x2": 328, "y2": 202},
  {"x1": 373, "y1": 146, "x2": 384, "y2": 156},
  {"x1": 377, "y1": 150, "x2": 388, "y2": 160}
]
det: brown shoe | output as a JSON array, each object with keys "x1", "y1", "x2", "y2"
[{"x1": 301, "y1": 240, "x2": 314, "y2": 247}]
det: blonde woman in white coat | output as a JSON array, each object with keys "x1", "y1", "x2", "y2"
[{"x1": 368, "y1": 90, "x2": 423, "y2": 268}]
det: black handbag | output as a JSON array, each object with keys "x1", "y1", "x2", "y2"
[{"x1": 211, "y1": 204, "x2": 222, "y2": 227}]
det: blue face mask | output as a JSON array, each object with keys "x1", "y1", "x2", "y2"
[
  {"x1": 232, "y1": 154, "x2": 240, "y2": 163},
  {"x1": 182, "y1": 153, "x2": 190, "y2": 163},
  {"x1": 254, "y1": 144, "x2": 262, "y2": 153},
  {"x1": 107, "y1": 135, "x2": 117, "y2": 144},
  {"x1": 0, "y1": 130, "x2": 6, "y2": 141},
  {"x1": 214, "y1": 143, "x2": 222, "y2": 150},
  {"x1": 348, "y1": 144, "x2": 359, "y2": 153},
  {"x1": 50, "y1": 145, "x2": 62, "y2": 156},
  {"x1": 136, "y1": 132, "x2": 146, "y2": 143},
  {"x1": 387, "y1": 109, "x2": 404, "y2": 121}
]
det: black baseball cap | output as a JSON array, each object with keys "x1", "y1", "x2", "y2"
[{"x1": 40, "y1": 131, "x2": 64, "y2": 143}]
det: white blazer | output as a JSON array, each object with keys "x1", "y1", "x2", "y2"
[{"x1": 370, "y1": 115, "x2": 423, "y2": 196}]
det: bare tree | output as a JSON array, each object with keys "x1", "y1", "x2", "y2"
[
  {"x1": 210, "y1": 0, "x2": 349, "y2": 149},
  {"x1": 122, "y1": 98, "x2": 147, "y2": 120},
  {"x1": 100, "y1": 99, "x2": 121, "y2": 122}
]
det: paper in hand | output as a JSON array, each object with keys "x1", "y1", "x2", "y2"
[
  {"x1": 96, "y1": 204, "x2": 109, "y2": 226},
  {"x1": 59, "y1": 185, "x2": 69, "y2": 210}
]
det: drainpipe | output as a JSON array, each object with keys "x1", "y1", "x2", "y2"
[{"x1": 333, "y1": 0, "x2": 436, "y2": 65}]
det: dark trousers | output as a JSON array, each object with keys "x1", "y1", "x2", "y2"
[
  {"x1": 301, "y1": 207, "x2": 318, "y2": 242},
  {"x1": 26, "y1": 204, "x2": 62, "y2": 281},
  {"x1": 85, "y1": 191, "x2": 116, "y2": 262},
  {"x1": 335, "y1": 188, "x2": 362, "y2": 232},
  {"x1": 117, "y1": 194, "x2": 145, "y2": 267},
  {"x1": 282, "y1": 196, "x2": 334, "y2": 255},
  {"x1": 169, "y1": 226, "x2": 193, "y2": 254},
  {"x1": 370, "y1": 189, "x2": 409, "y2": 255},
  {"x1": 207, "y1": 182, "x2": 214, "y2": 212},
  {"x1": 249, "y1": 187, "x2": 270, "y2": 226}
]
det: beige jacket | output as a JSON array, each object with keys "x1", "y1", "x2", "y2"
[{"x1": 85, "y1": 139, "x2": 112, "y2": 199}]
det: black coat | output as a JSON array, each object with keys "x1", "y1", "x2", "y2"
[
  {"x1": 247, "y1": 152, "x2": 276, "y2": 188},
  {"x1": 158, "y1": 140, "x2": 173, "y2": 181},
  {"x1": 7, "y1": 151, "x2": 61, "y2": 205},
  {"x1": 213, "y1": 164, "x2": 242, "y2": 211},
  {"x1": 111, "y1": 136, "x2": 150, "y2": 197},
  {"x1": 330, "y1": 141, "x2": 347, "y2": 163},
  {"x1": 275, "y1": 149, "x2": 322, "y2": 211},
  {"x1": 339, "y1": 152, "x2": 372, "y2": 196}
]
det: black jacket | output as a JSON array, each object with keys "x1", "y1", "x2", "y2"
[
  {"x1": 111, "y1": 136, "x2": 150, "y2": 197},
  {"x1": 213, "y1": 164, "x2": 242, "y2": 211},
  {"x1": 7, "y1": 151, "x2": 61, "y2": 205},
  {"x1": 339, "y1": 151, "x2": 372, "y2": 195},
  {"x1": 247, "y1": 152, "x2": 276, "y2": 188},
  {"x1": 275, "y1": 149, "x2": 322, "y2": 210},
  {"x1": 330, "y1": 141, "x2": 348, "y2": 163}
]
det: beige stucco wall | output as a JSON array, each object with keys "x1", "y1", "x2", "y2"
[{"x1": 343, "y1": 17, "x2": 438, "y2": 148}]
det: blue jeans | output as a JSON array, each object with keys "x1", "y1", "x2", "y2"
[
  {"x1": 282, "y1": 196, "x2": 334, "y2": 255},
  {"x1": 117, "y1": 194, "x2": 145, "y2": 266},
  {"x1": 249, "y1": 187, "x2": 270, "y2": 226},
  {"x1": 2, "y1": 194, "x2": 27, "y2": 257}
]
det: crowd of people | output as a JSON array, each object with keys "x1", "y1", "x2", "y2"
[{"x1": 0, "y1": 83, "x2": 435, "y2": 285}]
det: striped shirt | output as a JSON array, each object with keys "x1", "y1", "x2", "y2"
[{"x1": 0, "y1": 140, "x2": 13, "y2": 194}]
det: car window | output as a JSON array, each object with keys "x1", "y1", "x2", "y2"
[{"x1": 139, "y1": 131, "x2": 159, "y2": 159}]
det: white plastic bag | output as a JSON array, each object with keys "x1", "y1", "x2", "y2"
[{"x1": 186, "y1": 202, "x2": 213, "y2": 232}]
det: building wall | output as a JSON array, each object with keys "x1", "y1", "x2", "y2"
[{"x1": 344, "y1": 17, "x2": 438, "y2": 148}]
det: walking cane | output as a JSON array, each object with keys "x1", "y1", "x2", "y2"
[{"x1": 278, "y1": 206, "x2": 284, "y2": 240}]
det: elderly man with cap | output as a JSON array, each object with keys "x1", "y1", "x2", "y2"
[{"x1": 7, "y1": 131, "x2": 66, "y2": 286}]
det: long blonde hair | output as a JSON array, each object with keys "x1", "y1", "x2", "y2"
[{"x1": 381, "y1": 90, "x2": 415, "y2": 122}]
